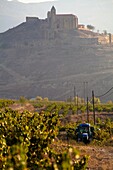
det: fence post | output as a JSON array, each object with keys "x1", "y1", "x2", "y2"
[{"x1": 92, "y1": 90, "x2": 95, "y2": 125}]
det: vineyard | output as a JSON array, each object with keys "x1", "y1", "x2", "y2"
[{"x1": 0, "y1": 98, "x2": 113, "y2": 169}]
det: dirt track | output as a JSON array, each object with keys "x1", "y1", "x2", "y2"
[{"x1": 78, "y1": 145, "x2": 113, "y2": 170}]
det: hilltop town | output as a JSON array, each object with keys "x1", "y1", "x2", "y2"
[
  {"x1": 25, "y1": 6, "x2": 113, "y2": 44},
  {"x1": 0, "y1": 6, "x2": 113, "y2": 46}
]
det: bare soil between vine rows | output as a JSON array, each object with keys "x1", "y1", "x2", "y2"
[{"x1": 78, "y1": 145, "x2": 113, "y2": 170}]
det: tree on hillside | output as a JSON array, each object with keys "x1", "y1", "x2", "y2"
[
  {"x1": 74, "y1": 96, "x2": 85, "y2": 104},
  {"x1": 87, "y1": 25, "x2": 95, "y2": 31},
  {"x1": 90, "y1": 97, "x2": 101, "y2": 104}
]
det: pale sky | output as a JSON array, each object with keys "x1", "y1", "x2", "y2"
[
  {"x1": 8, "y1": 0, "x2": 56, "y2": 3},
  {"x1": 1, "y1": 0, "x2": 113, "y2": 34}
]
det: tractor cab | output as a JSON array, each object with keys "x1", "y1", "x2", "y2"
[{"x1": 75, "y1": 123, "x2": 94, "y2": 143}]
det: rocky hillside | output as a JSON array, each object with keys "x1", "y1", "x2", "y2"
[{"x1": 0, "y1": 22, "x2": 113, "y2": 101}]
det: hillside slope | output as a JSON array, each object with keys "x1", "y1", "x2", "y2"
[{"x1": 0, "y1": 22, "x2": 113, "y2": 101}]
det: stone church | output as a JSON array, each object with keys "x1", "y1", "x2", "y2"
[
  {"x1": 47, "y1": 6, "x2": 78, "y2": 30},
  {"x1": 26, "y1": 6, "x2": 78, "y2": 31}
]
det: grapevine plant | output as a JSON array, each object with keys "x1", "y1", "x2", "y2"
[{"x1": 0, "y1": 106, "x2": 88, "y2": 170}]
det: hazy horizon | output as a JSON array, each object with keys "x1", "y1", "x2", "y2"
[{"x1": 1, "y1": 0, "x2": 113, "y2": 34}]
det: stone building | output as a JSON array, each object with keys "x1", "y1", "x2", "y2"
[
  {"x1": 47, "y1": 6, "x2": 78, "y2": 30},
  {"x1": 26, "y1": 6, "x2": 78, "y2": 31},
  {"x1": 25, "y1": 7, "x2": 113, "y2": 44}
]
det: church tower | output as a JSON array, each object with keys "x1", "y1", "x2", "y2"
[
  {"x1": 50, "y1": 6, "x2": 56, "y2": 29},
  {"x1": 51, "y1": 6, "x2": 56, "y2": 16}
]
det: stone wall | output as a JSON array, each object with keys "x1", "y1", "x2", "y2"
[
  {"x1": 26, "y1": 17, "x2": 39, "y2": 22},
  {"x1": 54, "y1": 15, "x2": 78, "y2": 30},
  {"x1": 47, "y1": 6, "x2": 78, "y2": 31}
]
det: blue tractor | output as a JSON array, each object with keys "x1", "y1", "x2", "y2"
[{"x1": 75, "y1": 123, "x2": 94, "y2": 143}]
